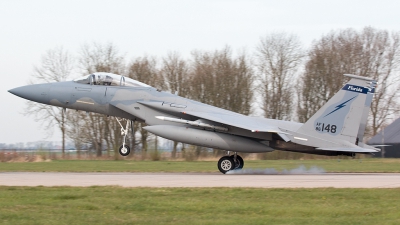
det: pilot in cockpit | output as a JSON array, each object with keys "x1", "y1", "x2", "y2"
[{"x1": 74, "y1": 72, "x2": 150, "y2": 87}]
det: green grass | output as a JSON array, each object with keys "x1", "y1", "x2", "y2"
[
  {"x1": 0, "y1": 158, "x2": 399, "y2": 173},
  {"x1": 0, "y1": 186, "x2": 399, "y2": 225}
]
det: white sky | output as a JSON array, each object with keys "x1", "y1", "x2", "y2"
[{"x1": 1, "y1": 0, "x2": 399, "y2": 144}]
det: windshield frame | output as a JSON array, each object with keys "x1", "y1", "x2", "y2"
[{"x1": 73, "y1": 72, "x2": 151, "y2": 88}]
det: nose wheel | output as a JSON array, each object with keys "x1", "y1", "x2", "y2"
[
  {"x1": 119, "y1": 145, "x2": 130, "y2": 156},
  {"x1": 116, "y1": 118, "x2": 133, "y2": 157},
  {"x1": 217, "y1": 153, "x2": 244, "y2": 174}
]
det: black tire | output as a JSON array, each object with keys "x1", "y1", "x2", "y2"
[
  {"x1": 119, "y1": 145, "x2": 130, "y2": 156},
  {"x1": 230, "y1": 155, "x2": 244, "y2": 169},
  {"x1": 218, "y1": 156, "x2": 235, "y2": 174}
]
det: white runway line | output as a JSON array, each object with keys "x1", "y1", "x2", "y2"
[{"x1": 1, "y1": 172, "x2": 400, "y2": 188}]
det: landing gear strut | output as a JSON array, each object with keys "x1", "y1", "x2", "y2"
[
  {"x1": 231, "y1": 152, "x2": 244, "y2": 169},
  {"x1": 116, "y1": 118, "x2": 132, "y2": 156},
  {"x1": 217, "y1": 152, "x2": 244, "y2": 174}
]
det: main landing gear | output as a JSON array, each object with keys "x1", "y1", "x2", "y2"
[
  {"x1": 217, "y1": 152, "x2": 244, "y2": 174},
  {"x1": 116, "y1": 118, "x2": 133, "y2": 156}
]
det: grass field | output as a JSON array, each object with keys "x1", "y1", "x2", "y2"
[
  {"x1": 0, "y1": 186, "x2": 399, "y2": 225},
  {"x1": 1, "y1": 160, "x2": 400, "y2": 224},
  {"x1": 0, "y1": 158, "x2": 399, "y2": 173}
]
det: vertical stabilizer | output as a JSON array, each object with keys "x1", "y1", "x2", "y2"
[
  {"x1": 297, "y1": 74, "x2": 376, "y2": 144},
  {"x1": 356, "y1": 80, "x2": 376, "y2": 144}
]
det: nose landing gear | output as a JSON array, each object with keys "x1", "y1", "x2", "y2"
[
  {"x1": 217, "y1": 152, "x2": 244, "y2": 174},
  {"x1": 116, "y1": 118, "x2": 133, "y2": 156},
  {"x1": 119, "y1": 145, "x2": 130, "y2": 156}
]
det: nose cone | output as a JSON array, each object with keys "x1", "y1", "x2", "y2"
[{"x1": 8, "y1": 83, "x2": 52, "y2": 104}]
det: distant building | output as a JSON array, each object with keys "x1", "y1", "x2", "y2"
[{"x1": 367, "y1": 117, "x2": 400, "y2": 158}]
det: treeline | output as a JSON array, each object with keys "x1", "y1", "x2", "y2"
[{"x1": 28, "y1": 27, "x2": 400, "y2": 158}]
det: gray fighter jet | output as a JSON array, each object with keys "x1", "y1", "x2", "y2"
[{"x1": 9, "y1": 73, "x2": 380, "y2": 173}]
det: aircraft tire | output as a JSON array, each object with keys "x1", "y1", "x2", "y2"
[
  {"x1": 218, "y1": 156, "x2": 235, "y2": 174},
  {"x1": 231, "y1": 155, "x2": 244, "y2": 169},
  {"x1": 119, "y1": 145, "x2": 130, "y2": 156}
]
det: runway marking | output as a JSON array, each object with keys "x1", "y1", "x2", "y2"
[{"x1": 1, "y1": 173, "x2": 400, "y2": 188}]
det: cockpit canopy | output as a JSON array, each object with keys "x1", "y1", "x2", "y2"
[{"x1": 74, "y1": 72, "x2": 150, "y2": 88}]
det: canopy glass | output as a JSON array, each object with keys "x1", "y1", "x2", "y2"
[{"x1": 74, "y1": 72, "x2": 150, "y2": 87}]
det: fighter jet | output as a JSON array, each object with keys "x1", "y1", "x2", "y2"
[{"x1": 9, "y1": 73, "x2": 380, "y2": 173}]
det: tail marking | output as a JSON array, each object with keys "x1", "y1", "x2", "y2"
[{"x1": 324, "y1": 96, "x2": 356, "y2": 118}]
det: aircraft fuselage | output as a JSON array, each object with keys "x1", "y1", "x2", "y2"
[{"x1": 9, "y1": 72, "x2": 379, "y2": 173}]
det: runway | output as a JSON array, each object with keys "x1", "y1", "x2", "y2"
[{"x1": 1, "y1": 172, "x2": 400, "y2": 188}]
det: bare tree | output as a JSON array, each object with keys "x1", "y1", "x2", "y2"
[
  {"x1": 189, "y1": 47, "x2": 254, "y2": 157},
  {"x1": 160, "y1": 52, "x2": 191, "y2": 157},
  {"x1": 256, "y1": 32, "x2": 303, "y2": 120},
  {"x1": 298, "y1": 27, "x2": 400, "y2": 137},
  {"x1": 128, "y1": 56, "x2": 164, "y2": 88},
  {"x1": 360, "y1": 28, "x2": 400, "y2": 135},
  {"x1": 161, "y1": 52, "x2": 190, "y2": 97},
  {"x1": 79, "y1": 42, "x2": 125, "y2": 74},
  {"x1": 77, "y1": 42, "x2": 126, "y2": 157},
  {"x1": 127, "y1": 56, "x2": 162, "y2": 153},
  {"x1": 65, "y1": 111, "x2": 88, "y2": 158},
  {"x1": 190, "y1": 47, "x2": 253, "y2": 115},
  {"x1": 160, "y1": 52, "x2": 193, "y2": 157},
  {"x1": 297, "y1": 29, "x2": 361, "y2": 122},
  {"x1": 25, "y1": 46, "x2": 74, "y2": 157}
]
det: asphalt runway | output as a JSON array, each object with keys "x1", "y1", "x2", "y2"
[{"x1": 1, "y1": 172, "x2": 400, "y2": 188}]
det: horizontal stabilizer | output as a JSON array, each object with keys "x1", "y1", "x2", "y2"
[{"x1": 316, "y1": 147, "x2": 380, "y2": 153}]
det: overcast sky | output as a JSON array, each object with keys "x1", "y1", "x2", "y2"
[{"x1": 1, "y1": 0, "x2": 399, "y2": 144}]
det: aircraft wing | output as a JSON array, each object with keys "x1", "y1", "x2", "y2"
[
  {"x1": 183, "y1": 111, "x2": 291, "y2": 141},
  {"x1": 316, "y1": 147, "x2": 380, "y2": 153},
  {"x1": 112, "y1": 100, "x2": 292, "y2": 141}
]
